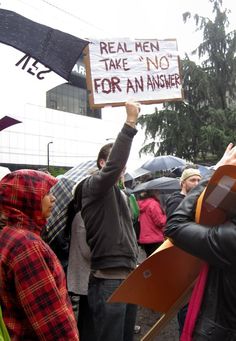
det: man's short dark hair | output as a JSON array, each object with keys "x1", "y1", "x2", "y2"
[{"x1": 96, "y1": 143, "x2": 113, "y2": 169}]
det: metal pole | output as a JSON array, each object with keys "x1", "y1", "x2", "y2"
[{"x1": 47, "y1": 141, "x2": 53, "y2": 172}]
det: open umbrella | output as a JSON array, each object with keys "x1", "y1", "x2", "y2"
[
  {"x1": 142, "y1": 155, "x2": 186, "y2": 173},
  {"x1": 44, "y1": 160, "x2": 97, "y2": 244},
  {"x1": 172, "y1": 164, "x2": 210, "y2": 177},
  {"x1": 131, "y1": 177, "x2": 180, "y2": 194},
  {"x1": 124, "y1": 167, "x2": 151, "y2": 182},
  {"x1": 197, "y1": 164, "x2": 211, "y2": 176}
]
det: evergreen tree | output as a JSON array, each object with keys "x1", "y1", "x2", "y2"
[{"x1": 139, "y1": 0, "x2": 236, "y2": 163}]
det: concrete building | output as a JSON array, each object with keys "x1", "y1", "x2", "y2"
[{"x1": 0, "y1": 56, "x2": 147, "y2": 172}]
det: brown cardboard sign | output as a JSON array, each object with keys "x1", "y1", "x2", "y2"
[
  {"x1": 84, "y1": 38, "x2": 183, "y2": 108},
  {"x1": 195, "y1": 165, "x2": 236, "y2": 226},
  {"x1": 108, "y1": 239, "x2": 202, "y2": 313}
]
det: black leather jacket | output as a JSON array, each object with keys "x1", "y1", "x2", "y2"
[{"x1": 165, "y1": 176, "x2": 236, "y2": 340}]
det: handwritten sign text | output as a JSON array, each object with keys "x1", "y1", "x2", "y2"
[{"x1": 86, "y1": 38, "x2": 183, "y2": 107}]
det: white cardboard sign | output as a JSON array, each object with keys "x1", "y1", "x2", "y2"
[{"x1": 85, "y1": 38, "x2": 183, "y2": 108}]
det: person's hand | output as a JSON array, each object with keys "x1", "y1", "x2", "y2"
[
  {"x1": 214, "y1": 143, "x2": 236, "y2": 168},
  {"x1": 125, "y1": 101, "x2": 141, "y2": 127}
]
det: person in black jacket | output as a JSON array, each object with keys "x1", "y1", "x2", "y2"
[
  {"x1": 165, "y1": 166, "x2": 201, "y2": 336},
  {"x1": 79, "y1": 101, "x2": 140, "y2": 341},
  {"x1": 165, "y1": 167, "x2": 201, "y2": 218},
  {"x1": 165, "y1": 143, "x2": 236, "y2": 340}
]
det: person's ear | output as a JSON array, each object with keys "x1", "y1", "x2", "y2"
[{"x1": 99, "y1": 159, "x2": 106, "y2": 168}]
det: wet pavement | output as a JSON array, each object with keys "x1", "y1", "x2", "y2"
[
  {"x1": 134, "y1": 306, "x2": 179, "y2": 341},
  {"x1": 134, "y1": 247, "x2": 179, "y2": 340}
]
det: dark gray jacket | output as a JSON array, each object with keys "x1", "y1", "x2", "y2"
[
  {"x1": 81, "y1": 124, "x2": 139, "y2": 271},
  {"x1": 165, "y1": 191, "x2": 185, "y2": 218},
  {"x1": 165, "y1": 175, "x2": 236, "y2": 340}
]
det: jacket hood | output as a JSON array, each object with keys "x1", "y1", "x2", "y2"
[
  {"x1": 0, "y1": 169, "x2": 57, "y2": 234},
  {"x1": 138, "y1": 197, "x2": 158, "y2": 213}
]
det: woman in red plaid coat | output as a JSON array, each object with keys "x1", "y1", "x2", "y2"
[{"x1": 0, "y1": 169, "x2": 79, "y2": 340}]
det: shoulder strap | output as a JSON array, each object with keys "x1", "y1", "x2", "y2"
[
  {"x1": 73, "y1": 177, "x2": 88, "y2": 213},
  {"x1": 65, "y1": 177, "x2": 88, "y2": 235}
]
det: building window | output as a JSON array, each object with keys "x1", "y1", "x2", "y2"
[{"x1": 46, "y1": 83, "x2": 101, "y2": 119}]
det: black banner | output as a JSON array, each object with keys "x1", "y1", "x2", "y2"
[{"x1": 0, "y1": 9, "x2": 89, "y2": 80}]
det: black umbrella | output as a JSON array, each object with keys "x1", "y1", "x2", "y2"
[
  {"x1": 142, "y1": 155, "x2": 186, "y2": 172},
  {"x1": 0, "y1": 9, "x2": 89, "y2": 80},
  {"x1": 124, "y1": 167, "x2": 151, "y2": 182},
  {"x1": 172, "y1": 164, "x2": 210, "y2": 177},
  {"x1": 131, "y1": 177, "x2": 180, "y2": 194},
  {"x1": 197, "y1": 164, "x2": 211, "y2": 176}
]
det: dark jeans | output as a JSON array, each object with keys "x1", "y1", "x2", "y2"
[
  {"x1": 88, "y1": 275, "x2": 137, "y2": 341},
  {"x1": 78, "y1": 295, "x2": 96, "y2": 341},
  {"x1": 142, "y1": 242, "x2": 163, "y2": 257},
  {"x1": 178, "y1": 303, "x2": 188, "y2": 337}
]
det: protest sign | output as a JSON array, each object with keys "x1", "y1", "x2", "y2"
[{"x1": 84, "y1": 38, "x2": 183, "y2": 108}]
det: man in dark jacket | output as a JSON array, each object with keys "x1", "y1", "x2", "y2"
[
  {"x1": 165, "y1": 167, "x2": 201, "y2": 218},
  {"x1": 80, "y1": 101, "x2": 140, "y2": 341},
  {"x1": 165, "y1": 167, "x2": 201, "y2": 335},
  {"x1": 165, "y1": 143, "x2": 236, "y2": 340}
]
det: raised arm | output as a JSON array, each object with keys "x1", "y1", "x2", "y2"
[{"x1": 86, "y1": 101, "x2": 141, "y2": 194}]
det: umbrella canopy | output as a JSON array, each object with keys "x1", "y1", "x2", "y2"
[
  {"x1": 124, "y1": 167, "x2": 151, "y2": 182},
  {"x1": 132, "y1": 177, "x2": 180, "y2": 194},
  {"x1": 196, "y1": 164, "x2": 211, "y2": 176},
  {"x1": 44, "y1": 160, "x2": 97, "y2": 244},
  {"x1": 172, "y1": 164, "x2": 210, "y2": 177},
  {"x1": 142, "y1": 155, "x2": 186, "y2": 172}
]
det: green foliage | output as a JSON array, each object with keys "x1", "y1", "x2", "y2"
[
  {"x1": 183, "y1": 0, "x2": 236, "y2": 109},
  {"x1": 49, "y1": 166, "x2": 70, "y2": 177},
  {"x1": 139, "y1": 0, "x2": 236, "y2": 163}
]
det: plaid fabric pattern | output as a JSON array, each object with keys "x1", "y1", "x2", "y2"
[
  {"x1": 0, "y1": 228, "x2": 78, "y2": 340},
  {"x1": 0, "y1": 170, "x2": 79, "y2": 340},
  {"x1": 45, "y1": 160, "x2": 96, "y2": 244},
  {"x1": 0, "y1": 169, "x2": 57, "y2": 231}
]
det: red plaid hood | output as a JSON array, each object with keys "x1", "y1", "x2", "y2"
[{"x1": 0, "y1": 170, "x2": 57, "y2": 234}]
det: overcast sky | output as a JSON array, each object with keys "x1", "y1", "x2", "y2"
[
  {"x1": 1, "y1": 1, "x2": 236, "y2": 117},
  {"x1": 2, "y1": 0, "x2": 236, "y2": 60},
  {"x1": 1, "y1": 0, "x2": 235, "y2": 111},
  {"x1": 1, "y1": 0, "x2": 236, "y2": 167}
]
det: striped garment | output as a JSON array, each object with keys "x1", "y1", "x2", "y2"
[
  {"x1": 45, "y1": 160, "x2": 96, "y2": 244},
  {"x1": 0, "y1": 170, "x2": 79, "y2": 340}
]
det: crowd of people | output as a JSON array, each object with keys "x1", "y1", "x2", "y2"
[{"x1": 1, "y1": 101, "x2": 236, "y2": 341}]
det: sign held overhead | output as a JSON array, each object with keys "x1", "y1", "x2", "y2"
[{"x1": 84, "y1": 38, "x2": 183, "y2": 108}]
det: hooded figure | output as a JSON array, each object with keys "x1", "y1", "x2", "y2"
[
  {"x1": 137, "y1": 190, "x2": 167, "y2": 257},
  {"x1": 0, "y1": 170, "x2": 79, "y2": 340}
]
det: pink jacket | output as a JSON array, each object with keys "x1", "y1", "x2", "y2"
[{"x1": 138, "y1": 197, "x2": 166, "y2": 244}]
